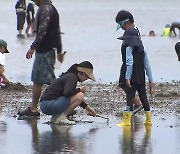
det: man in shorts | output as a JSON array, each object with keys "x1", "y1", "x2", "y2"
[{"x1": 18, "y1": 0, "x2": 65, "y2": 116}]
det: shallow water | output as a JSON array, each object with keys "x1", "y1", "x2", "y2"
[
  {"x1": 0, "y1": 114, "x2": 180, "y2": 154},
  {"x1": 1, "y1": 0, "x2": 180, "y2": 84}
]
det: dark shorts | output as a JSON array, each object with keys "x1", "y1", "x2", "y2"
[
  {"x1": 31, "y1": 50, "x2": 56, "y2": 85},
  {"x1": 40, "y1": 97, "x2": 71, "y2": 115}
]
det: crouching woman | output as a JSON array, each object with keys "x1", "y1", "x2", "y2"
[{"x1": 40, "y1": 61, "x2": 97, "y2": 124}]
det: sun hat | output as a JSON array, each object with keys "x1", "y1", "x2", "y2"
[
  {"x1": 0, "y1": 39, "x2": 9, "y2": 53},
  {"x1": 77, "y1": 61, "x2": 95, "y2": 81},
  {"x1": 117, "y1": 28, "x2": 143, "y2": 47}
]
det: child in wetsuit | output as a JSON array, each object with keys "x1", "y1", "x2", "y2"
[{"x1": 115, "y1": 10, "x2": 154, "y2": 126}]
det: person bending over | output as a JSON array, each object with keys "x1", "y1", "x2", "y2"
[{"x1": 40, "y1": 61, "x2": 98, "y2": 124}]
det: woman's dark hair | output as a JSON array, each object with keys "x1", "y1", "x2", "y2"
[
  {"x1": 115, "y1": 10, "x2": 134, "y2": 23},
  {"x1": 60, "y1": 64, "x2": 78, "y2": 77},
  {"x1": 66, "y1": 64, "x2": 79, "y2": 73}
]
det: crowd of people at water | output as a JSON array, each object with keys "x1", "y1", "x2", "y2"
[{"x1": 15, "y1": 0, "x2": 36, "y2": 37}]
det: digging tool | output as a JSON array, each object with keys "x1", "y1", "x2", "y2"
[
  {"x1": 133, "y1": 106, "x2": 143, "y2": 115},
  {"x1": 87, "y1": 113, "x2": 109, "y2": 121},
  {"x1": 96, "y1": 114, "x2": 109, "y2": 120}
]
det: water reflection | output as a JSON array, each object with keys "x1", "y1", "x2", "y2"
[
  {"x1": 38, "y1": 125, "x2": 75, "y2": 153},
  {"x1": 8, "y1": 116, "x2": 154, "y2": 154},
  {"x1": 0, "y1": 120, "x2": 7, "y2": 133},
  {"x1": 175, "y1": 114, "x2": 180, "y2": 152},
  {"x1": 0, "y1": 113, "x2": 7, "y2": 133},
  {"x1": 119, "y1": 117, "x2": 152, "y2": 154},
  {"x1": 1, "y1": 114, "x2": 180, "y2": 154},
  {"x1": 0, "y1": 117, "x2": 7, "y2": 154},
  {"x1": 24, "y1": 117, "x2": 101, "y2": 154}
]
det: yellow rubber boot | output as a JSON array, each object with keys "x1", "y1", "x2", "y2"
[
  {"x1": 145, "y1": 125, "x2": 152, "y2": 139},
  {"x1": 117, "y1": 112, "x2": 132, "y2": 126},
  {"x1": 144, "y1": 111, "x2": 152, "y2": 126}
]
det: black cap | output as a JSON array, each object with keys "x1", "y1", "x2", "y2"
[
  {"x1": 116, "y1": 10, "x2": 134, "y2": 23},
  {"x1": 0, "y1": 39, "x2": 9, "y2": 53}
]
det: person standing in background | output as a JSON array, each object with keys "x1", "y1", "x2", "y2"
[
  {"x1": 18, "y1": 0, "x2": 65, "y2": 117},
  {"x1": 175, "y1": 40, "x2": 180, "y2": 61},
  {"x1": 169, "y1": 19, "x2": 180, "y2": 37},
  {"x1": 26, "y1": 0, "x2": 36, "y2": 36},
  {"x1": 15, "y1": 0, "x2": 26, "y2": 37}
]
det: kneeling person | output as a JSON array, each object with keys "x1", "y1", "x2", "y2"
[
  {"x1": 40, "y1": 61, "x2": 97, "y2": 124},
  {"x1": 0, "y1": 40, "x2": 10, "y2": 88}
]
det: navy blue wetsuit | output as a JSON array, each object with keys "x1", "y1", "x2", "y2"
[{"x1": 118, "y1": 27, "x2": 153, "y2": 111}]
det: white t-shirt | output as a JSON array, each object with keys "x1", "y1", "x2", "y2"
[{"x1": 0, "y1": 52, "x2": 5, "y2": 66}]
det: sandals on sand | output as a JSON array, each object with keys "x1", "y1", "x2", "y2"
[{"x1": 18, "y1": 107, "x2": 40, "y2": 116}]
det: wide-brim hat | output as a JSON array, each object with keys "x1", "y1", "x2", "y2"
[
  {"x1": 0, "y1": 39, "x2": 9, "y2": 53},
  {"x1": 117, "y1": 28, "x2": 142, "y2": 47},
  {"x1": 77, "y1": 61, "x2": 96, "y2": 81}
]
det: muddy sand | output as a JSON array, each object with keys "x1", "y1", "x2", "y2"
[{"x1": 0, "y1": 81, "x2": 180, "y2": 118}]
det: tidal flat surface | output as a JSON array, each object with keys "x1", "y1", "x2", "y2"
[{"x1": 0, "y1": 82, "x2": 180, "y2": 154}]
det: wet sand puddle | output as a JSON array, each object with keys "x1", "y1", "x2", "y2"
[{"x1": 0, "y1": 112, "x2": 180, "y2": 154}]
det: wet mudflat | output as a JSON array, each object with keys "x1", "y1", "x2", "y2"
[{"x1": 0, "y1": 82, "x2": 180, "y2": 154}]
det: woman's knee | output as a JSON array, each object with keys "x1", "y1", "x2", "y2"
[
  {"x1": 77, "y1": 92, "x2": 84, "y2": 99},
  {"x1": 71, "y1": 92, "x2": 84, "y2": 103}
]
